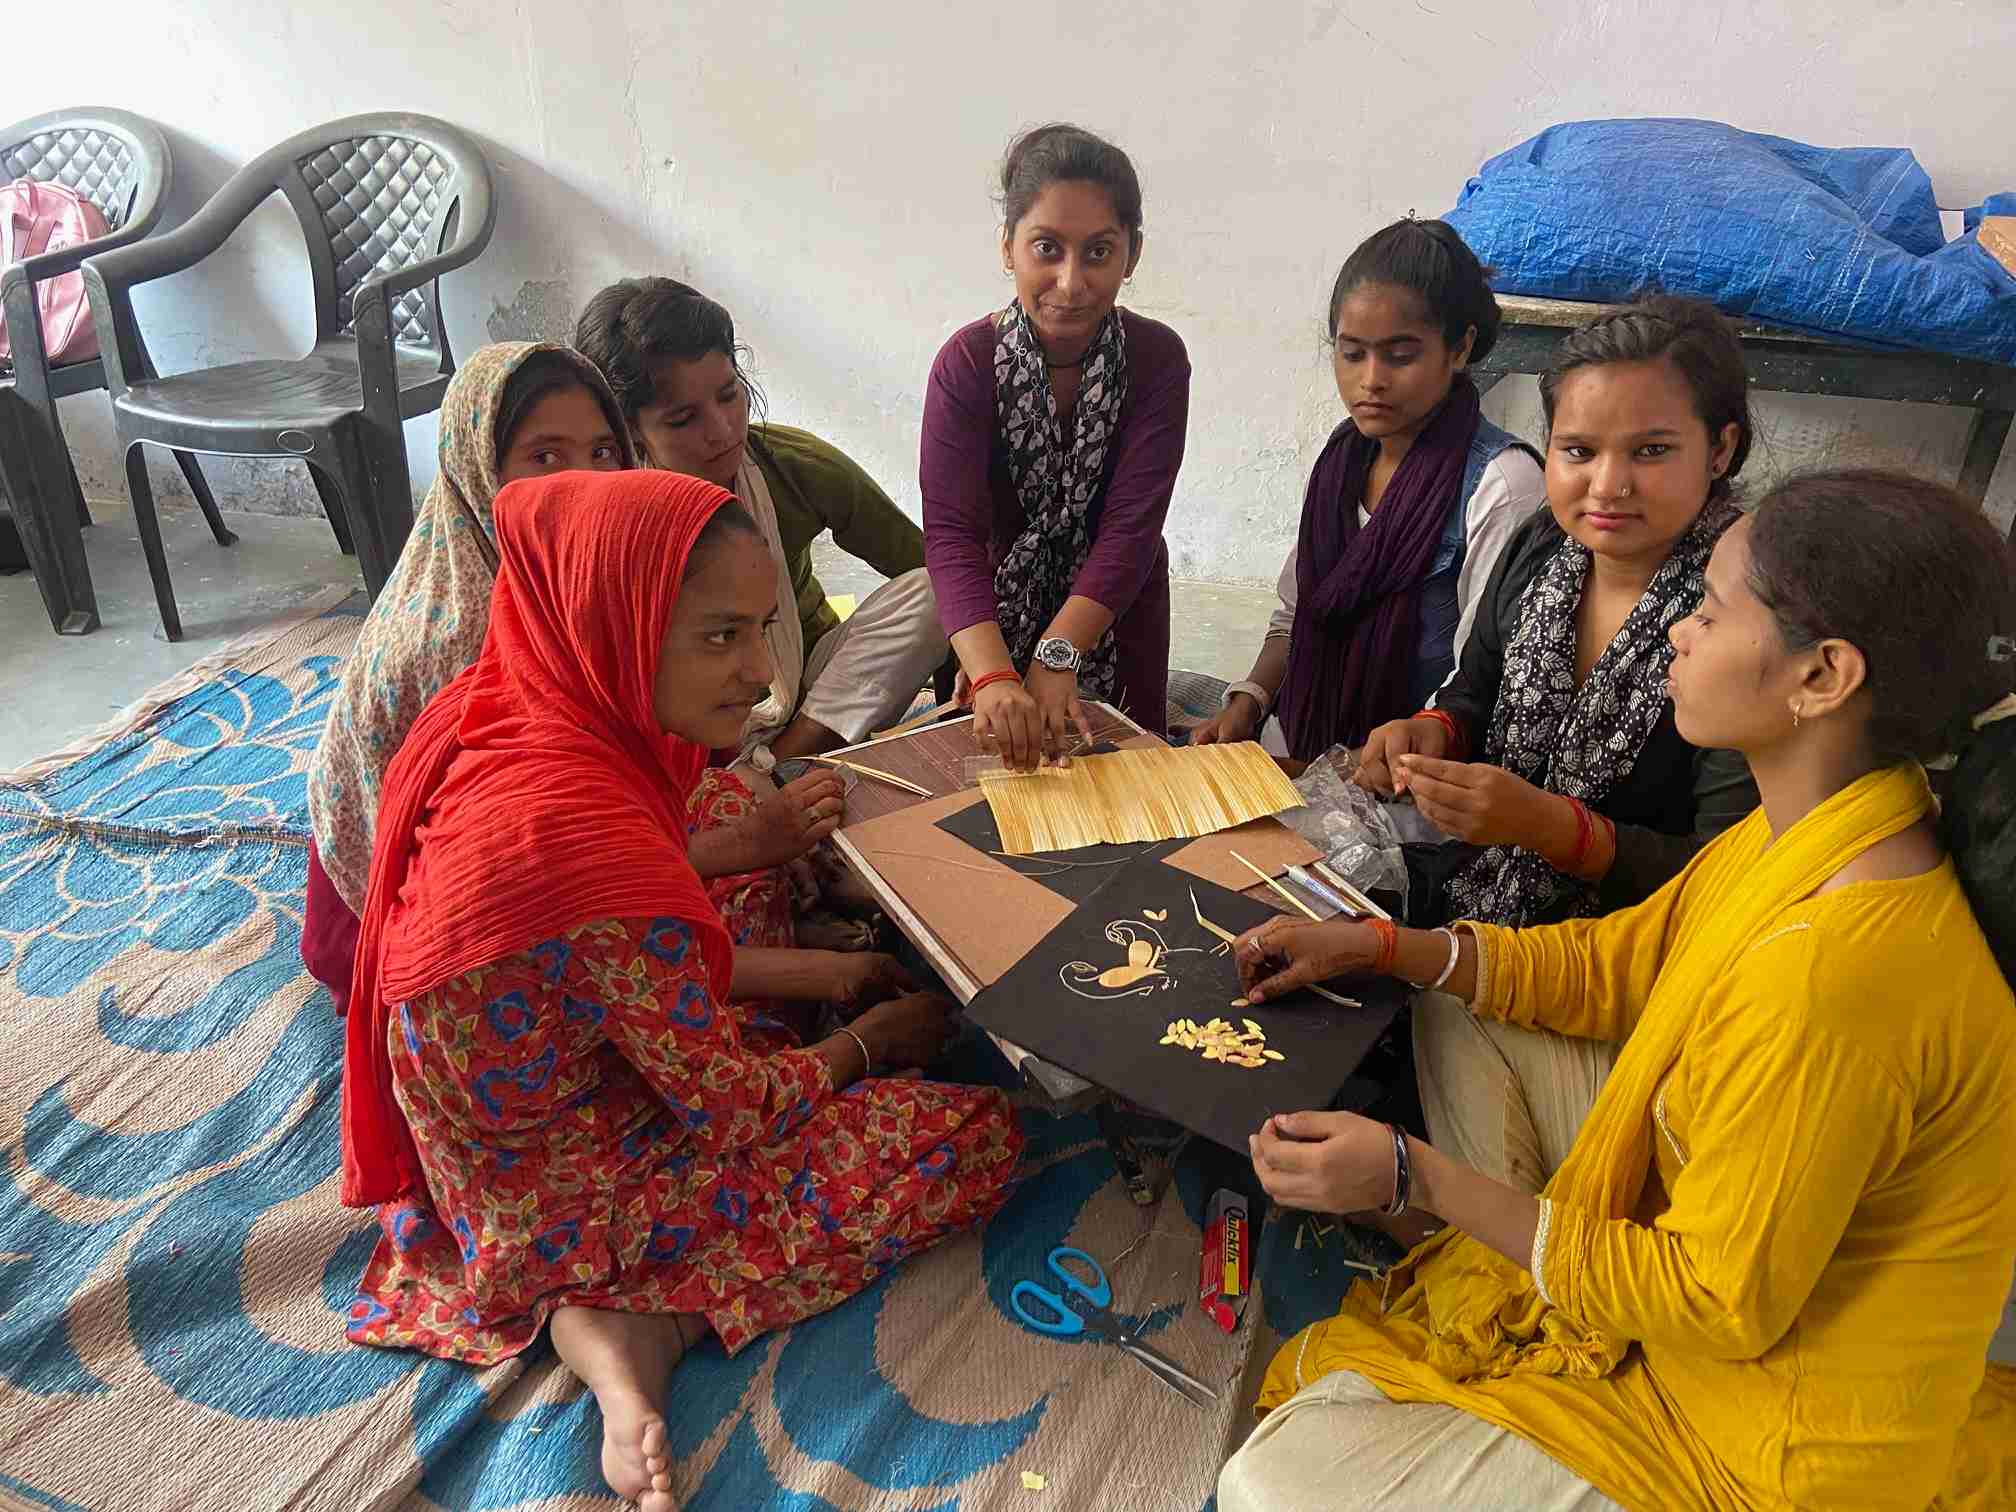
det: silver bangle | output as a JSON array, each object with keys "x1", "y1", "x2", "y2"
[
  {"x1": 1222, "y1": 680, "x2": 1272, "y2": 720},
  {"x1": 1428, "y1": 928, "x2": 1461, "y2": 991},
  {"x1": 838, "y1": 1027, "x2": 873, "y2": 1078},
  {"x1": 1381, "y1": 1123, "x2": 1412, "y2": 1218}
]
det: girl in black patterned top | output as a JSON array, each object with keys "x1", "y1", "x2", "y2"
[{"x1": 1357, "y1": 296, "x2": 1759, "y2": 929}]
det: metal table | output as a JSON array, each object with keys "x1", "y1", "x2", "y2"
[{"x1": 1478, "y1": 295, "x2": 2016, "y2": 537}]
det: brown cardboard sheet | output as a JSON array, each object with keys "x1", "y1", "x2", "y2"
[{"x1": 839, "y1": 789, "x2": 1074, "y2": 990}]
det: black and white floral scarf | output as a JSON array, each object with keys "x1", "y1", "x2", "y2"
[
  {"x1": 991, "y1": 302, "x2": 1129, "y2": 700},
  {"x1": 1443, "y1": 498, "x2": 1742, "y2": 925}
]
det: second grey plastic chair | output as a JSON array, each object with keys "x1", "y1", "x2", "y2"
[
  {"x1": 0, "y1": 107, "x2": 223, "y2": 635},
  {"x1": 84, "y1": 112, "x2": 496, "y2": 639}
]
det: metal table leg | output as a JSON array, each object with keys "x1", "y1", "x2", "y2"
[
  {"x1": 1092, "y1": 1098, "x2": 1160, "y2": 1207},
  {"x1": 1958, "y1": 406, "x2": 2014, "y2": 538}
]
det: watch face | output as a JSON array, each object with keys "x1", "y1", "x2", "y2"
[{"x1": 1037, "y1": 639, "x2": 1076, "y2": 671}]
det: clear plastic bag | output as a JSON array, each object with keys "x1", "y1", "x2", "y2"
[{"x1": 1277, "y1": 747, "x2": 1411, "y2": 913}]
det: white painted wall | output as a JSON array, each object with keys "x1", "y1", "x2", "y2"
[{"x1": 30, "y1": 0, "x2": 2016, "y2": 585}]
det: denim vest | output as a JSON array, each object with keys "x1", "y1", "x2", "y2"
[{"x1": 1406, "y1": 418, "x2": 1540, "y2": 709}]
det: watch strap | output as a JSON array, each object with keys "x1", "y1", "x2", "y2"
[{"x1": 1035, "y1": 637, "x2": 1083, "y2": 672}]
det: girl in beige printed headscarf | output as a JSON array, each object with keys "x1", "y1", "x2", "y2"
[{"x1": 303, "y1": 343, "x2": 634, "y2": 1003}]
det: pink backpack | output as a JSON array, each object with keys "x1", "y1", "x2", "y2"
[{"x1": 0, "y1": 178, "x2": 109, "y2": 367}]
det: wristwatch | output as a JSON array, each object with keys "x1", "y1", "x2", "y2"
[{"x1": 1033, "y1": 637, "x2": 1084, "y2": 674}]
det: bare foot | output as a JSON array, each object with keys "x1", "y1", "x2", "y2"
[{"x1": 549, "y1": 1307, "x2": 703, "y2": 1510}]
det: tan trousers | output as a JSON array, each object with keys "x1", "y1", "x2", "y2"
[
  {"x1": 1219, "y1": 1368, "x2": 1622, "y2": 1511},
  {"x1": 1219, "y1": 991, "x2": 1624, "y2": 1511},
  {"x1": 788, "y1": 568, "x2": 948, "y2": 747},
  {"x1": 1413, "y1": 988, "x2": 1620, "y2": 1195}
]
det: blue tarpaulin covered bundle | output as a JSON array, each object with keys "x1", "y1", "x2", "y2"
[{"x1": 1444, "y1": 118, "x2": 2016, "y2": 364}]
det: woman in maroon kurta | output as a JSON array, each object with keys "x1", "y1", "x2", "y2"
[{"x1": 921, "y1": 123, "x2": 1190, "y2": 755}]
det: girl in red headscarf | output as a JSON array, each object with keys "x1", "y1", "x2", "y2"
[{"x1": 338, "y1": 471, "x2": 1022, "y2": 1511}]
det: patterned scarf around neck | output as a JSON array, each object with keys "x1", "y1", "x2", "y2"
[
  {"x1": 1442, "y1": 497, "x2": 1742, "y2": 925},
  {"x1": 991, "y1": 302, "x2": 1129, "y2": 700}
]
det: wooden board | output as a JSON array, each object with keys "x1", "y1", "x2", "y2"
[
  {"x1": 838, "y1": 789, "x2": 1076, "y2": 994},
  {"x1": 965, "y1": 855, "x2": 1402, "y2": 1152},
  {"x1": 830, "y1": 706, "x2": 1141, "y2": 827},
  {"x1": 830, "y1": 702, "x2": 1327, "y2": 1105}
]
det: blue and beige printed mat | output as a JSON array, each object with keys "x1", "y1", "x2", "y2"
[{"x1": 0, "y1": 595, "x2": 1262, "y2": 1511}]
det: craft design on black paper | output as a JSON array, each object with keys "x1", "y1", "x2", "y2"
[
  {"x1": 1058, "y1": 916, "x2": 1206, "y2": 999},
  {"x1": 1056, "y1": 891, "x2": 1256, "y2": 1003}
]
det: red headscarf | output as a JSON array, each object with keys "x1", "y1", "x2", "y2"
[{"x1": 339, "y1": 470, "x2": 741, "y2": 1207}]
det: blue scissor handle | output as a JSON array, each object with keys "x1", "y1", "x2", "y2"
[
  {"x1": 1009, "y1": 1247, "x2": 1112, "y2": 1336},
  {"x1": 1010, "y1": 1280, "x2": 1084, "y2": 1336},
  {"x1": 1045, "y1": 1246, "x2": 1112, "y2": 1308}
]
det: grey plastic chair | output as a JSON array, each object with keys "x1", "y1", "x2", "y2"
[
  {"x1": 0, "y1": 107, "x2": 222, "y2": 635},
  {"x1": 84, "y1": 112, "x2": 496, "y2": 639}
]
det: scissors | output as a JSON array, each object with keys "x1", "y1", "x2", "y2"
[{"x1": 1009, "y1": 1247, "x2": 1219, "y2": 1408}]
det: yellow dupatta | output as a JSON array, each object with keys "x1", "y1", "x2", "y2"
[{"x1": 1348, "y1": 763, "x2": 1934, "y2": 1385}]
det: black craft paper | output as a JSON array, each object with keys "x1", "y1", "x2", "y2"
[
  {"x1": 934, "y1": 800, "x2": 1176, "y2": 903},
  {"x1": 966, "y1": 856, "x2": 1402, "y2": 1151}
]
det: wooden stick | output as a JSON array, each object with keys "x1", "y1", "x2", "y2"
[
  {"x1": 1304, "y1": 983, "x2": 1363, "y2": 1010},
  {"x1": 1191, "y1": 886, "x2": 1362, "y2": 1009},
  {"x1": 1190, "y1": 887, "x2": 1240, "y2": 948},
  {"x1": 1229, "y1": 849, "x2": 1324, "y2": 922},
  {"x1": 805, "y1": 755, "x2": 933, "y2": 797}
]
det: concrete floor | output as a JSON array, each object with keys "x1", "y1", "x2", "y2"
[
  {"x1": 0, "y1": 500, "x2": 1274, "y2": 773},
  {"x1": 0, "y1": 502, "x2": 359, "y2": 772}
]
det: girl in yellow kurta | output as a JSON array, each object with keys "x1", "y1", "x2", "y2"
[{"x1": 1218, "y1": 470, "x2": 2016, "y2": 1512}]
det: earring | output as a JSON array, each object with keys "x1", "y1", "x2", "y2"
[{"x1": 1791, "y1": 702, "x2": 1803, "y2": 730}]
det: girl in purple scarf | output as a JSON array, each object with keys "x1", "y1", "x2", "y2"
[{"x1": 1194, "y1": 221, "x2": 1542, "y2": 765}]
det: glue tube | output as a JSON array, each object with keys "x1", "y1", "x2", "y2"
[{"x1": 1199, "y1": 1189, "x2": 1251, "y2": 1334}]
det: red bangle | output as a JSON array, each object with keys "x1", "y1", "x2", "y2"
[
  {"x1": 1367, "y1": 916, "x2": 1399, "y2": 976},
  {"x1": 1564, "y1": 796, "x2": 1596, "y2": 873},
  {"x1": 1593, "y1": 810, "x2": 1617, "y2": 871},
  {"x1": 966, "y1": 669, "x2": 1021, "y2": 704},
  {"x1": 1413, "y1": 708, "x2": 1465, "y2": 760}
]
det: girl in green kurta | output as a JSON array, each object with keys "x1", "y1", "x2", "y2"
[{"x1": 576, "y1": 278, "x2": 948, "y2": 764}]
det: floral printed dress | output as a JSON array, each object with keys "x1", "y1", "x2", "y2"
[{"x1": 344, "y1": 774, "x2": 1022, "y2": 1365}]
